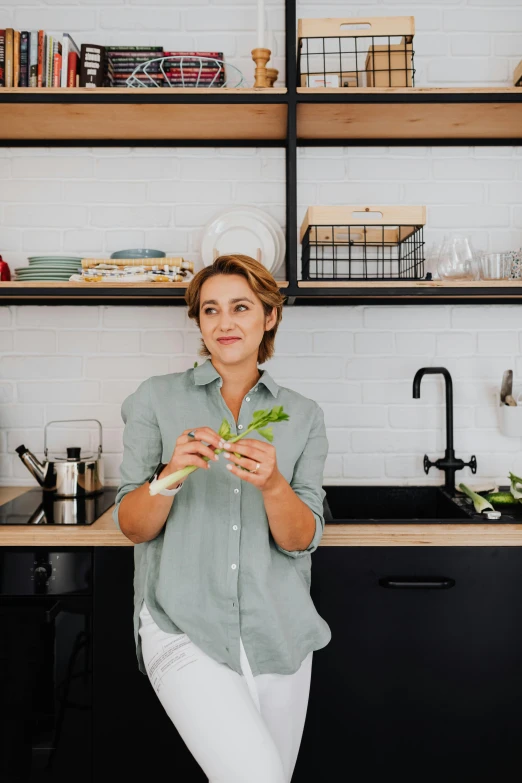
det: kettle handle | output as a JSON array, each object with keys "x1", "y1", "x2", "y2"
[{"x1": 44, "y1": 419, "x2": 103, "y2": 458}]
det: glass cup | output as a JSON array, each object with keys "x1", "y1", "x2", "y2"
[{"x1": 479, "y1": 252, "x2": 511, "y2": 280}]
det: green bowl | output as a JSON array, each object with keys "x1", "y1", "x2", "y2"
[{"x1": 110, "y1": 248, "x2": 166, "y2": 259}]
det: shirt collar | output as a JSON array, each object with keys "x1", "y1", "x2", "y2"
[{"x1": 193, "y1": 358, "x2": 279, "y2": 398}]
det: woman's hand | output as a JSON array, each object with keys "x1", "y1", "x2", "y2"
[
  {"x1": 168, "y1": 427, "x2": 222, "y2": 473},
  {"x1": 220, "y1": 438, "x2": 282, "y2": 493}
]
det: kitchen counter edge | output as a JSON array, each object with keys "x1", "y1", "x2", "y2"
[{"x1": 2, "y1": 487, "x2": 522, "y2": 547}]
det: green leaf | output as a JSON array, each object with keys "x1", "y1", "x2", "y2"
[
  {"x1": 193, "y1": 361, "x2": 198, "y2": 367},
  {"x1": 257, "y1": 426, "x2": 273, "y2": 442},
  {"x1": 218, "y1": 418, "x2": 231, "y2": 440}
]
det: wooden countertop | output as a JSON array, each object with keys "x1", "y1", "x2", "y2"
[{"x1": 2, "y1": 487, "x2": 522, "y2": 547}]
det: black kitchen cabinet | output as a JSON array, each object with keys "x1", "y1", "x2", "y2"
[
  {"x1": 295, "y1": 546, "x2": 522, "y2": 782},
  {"x1": 92, "y1": 547, "x2": 206, "y2": 781}
]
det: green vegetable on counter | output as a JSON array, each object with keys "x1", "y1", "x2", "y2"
[
  {"x1": 459, "y1": 483, "x2": 495, "y2": 514},
  {"x1": 509, "y1": 472, "x2": 522, "y2": 501},
  {"x1": 483, "y1": 491, "x2": 518, "y2": 507},
  {"x1": 149, "y1": 405, "x2": 290, "y2": 496}
]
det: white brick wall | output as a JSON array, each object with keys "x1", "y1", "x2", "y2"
[
  {"x1": 1, "y1": 1, "x2": 522, "y2": 488},
  {"x1": 1, "y1": 304, "x2": 522, "y2": 487}
]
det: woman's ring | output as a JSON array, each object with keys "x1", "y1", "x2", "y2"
[
  {"x1": 188, "y1": 430, "x2": 196, "y2": 439},
  {"x1": 252, "y1": 462, "x2": 261, "y2": 474}
]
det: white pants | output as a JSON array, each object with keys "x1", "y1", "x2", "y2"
[{"x1": 138, "y1": 600, "x2": 313, "y2": 783}]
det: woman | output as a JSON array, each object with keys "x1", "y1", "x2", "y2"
[{"x1": 114, "y1": 254, "x2": 331, "y2": 783}]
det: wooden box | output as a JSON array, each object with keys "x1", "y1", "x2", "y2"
[{"x1": 365, "y1": 38, "x2": 413, "y2": 87}]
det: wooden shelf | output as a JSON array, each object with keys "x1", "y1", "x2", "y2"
[
  {"x1": 0, "y1": 280, "x2": 289, "y2": 305},
  {"x1": 0, "y1": 87, "x2": 288, "y2": 143},
  {"x1": 297, "y1": 87, "x2": 522, "y2": 142},
  {"x1": 2, "y1": 280, "x2": 522, "y2": 305},
  {"x1": 295, "y1": 279, "x2": 522, "y2": 303}
]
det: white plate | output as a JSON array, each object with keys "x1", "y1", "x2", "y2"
[
  {"x1": 220, "y1": 207, "x2": 286, "y2": 273},
  {"x1": 201, "y1": 209, "x2": 278, "y2": 271}
]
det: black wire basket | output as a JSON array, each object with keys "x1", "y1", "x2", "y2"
[
  {"x1": 297, "y1": 16, "x2": 415, "y2": 88},
  {"x1": 300, "y1": 206, "x2": 426, "y2": 281}
]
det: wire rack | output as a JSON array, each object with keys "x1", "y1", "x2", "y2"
[
  {"x1": 297, "y1": 16, "x2": 415, "y2": 88},
  {"x1": 300, "y1": 207, "x2": 426, "y2": 281},
  {"x1": 124, "y1": 56, "x2": 245, "y2": 88}
]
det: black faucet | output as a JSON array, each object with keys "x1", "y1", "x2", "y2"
[{"x1": 412, "y1": 367, "x2": 477, "y2": 493}]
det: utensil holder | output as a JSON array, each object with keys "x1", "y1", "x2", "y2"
[
  {"x1": 297, "y1": 16, "x2": 415, "y2": 88},
  {"x1": 300, "y1": 205, "x2": 426, "y2": 281},
  {"x1": 499, "y1": 390, "x2": 522, "y2": 437}
]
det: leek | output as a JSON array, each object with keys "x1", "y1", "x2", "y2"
[
  {"x1": 149, "y1": 405, "x2": 290, "y2": 496},
  {"x1": 458, "y1": 483, "x2": 495, "y2": 514},
  {"x1": 509, "y1": 472, "x2": 522, "y2": 501}
]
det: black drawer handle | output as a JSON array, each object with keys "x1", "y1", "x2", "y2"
[{"x1": 379, "y1": 576, "x2": 455, "y2": 590}]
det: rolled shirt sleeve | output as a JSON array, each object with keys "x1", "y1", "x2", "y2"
[
  {"x1": 112, "y1": 378, "x2": 163, "y2": 531},
  {"x1": 274, "y1": 402, "x2": 329, "y2": 558}
]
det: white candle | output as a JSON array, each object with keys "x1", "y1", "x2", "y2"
[{"x1": 257, "y1": 0, "x2": 264, "y2": 49}]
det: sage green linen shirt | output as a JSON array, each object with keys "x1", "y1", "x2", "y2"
[{"x1": 113, "y1": 357, "x2": 332, "y2": 677}]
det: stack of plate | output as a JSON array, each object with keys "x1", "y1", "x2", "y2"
[
  {"x1": 15, "y1": 256, "x2": 82, "y2": 281},
  {"x1": 201, "y1": 207, "x2": 286, "y2": 273}
]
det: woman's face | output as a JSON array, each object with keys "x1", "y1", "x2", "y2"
[{"x1": 199, "y1": 274, "x2": 276, "y2": 364}]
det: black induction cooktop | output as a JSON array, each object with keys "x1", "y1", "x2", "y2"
[{"x1": 0, "y1": 487, "x2": 118, "y2": 525}]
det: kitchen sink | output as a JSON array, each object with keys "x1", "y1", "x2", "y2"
[{"x1": 321, "y1": 485, "x2": 520, "y2": 524}]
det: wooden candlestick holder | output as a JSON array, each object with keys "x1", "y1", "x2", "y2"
[
  {"x1": 266, "y1": 68, "x2": 279, "y2": 87},
  {"x1": 251, "y1": 47, "x2": 271, "y2": 88}
]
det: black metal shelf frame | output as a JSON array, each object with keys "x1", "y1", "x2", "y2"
[{"x1": 1, "y1": 0, "x2": 522, "y2": 305}]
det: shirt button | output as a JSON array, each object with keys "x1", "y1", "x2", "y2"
[
  {"x1": 233, "y1": 525, "x2": 238, "y2": 530},
  {"x1": 254, "y1": 387, "x2": 258, "y2": 392},
  {"x1": 234, "y1": 488, "x2": 239, "y2": 494},
  {"x1": 238, "y1": 424, "x2": 243, "y2": 430},
  {"x1": 246, "y1": 396, "x2": 250, "y2": 402},
  {"x1": 231, "y1": 564, "x2": 237, "y2": 570}
]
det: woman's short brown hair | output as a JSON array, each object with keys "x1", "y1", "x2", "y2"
[{"x1": 185, "y1": 254, "x2": 286, "y2": 365}]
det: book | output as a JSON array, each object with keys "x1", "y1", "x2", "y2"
[
  {"x1": 5, "y1": 28, "x2": 13, "y2": 87},
  {"x1": 61, "y1": 33, "x2": 79, "y2": 88},
  {"x1": 46, "y1": 34, "x2": 53, "y2": 88},
  {"x1": 0, "y1": 30, "x2": 5, "y2": 87},
  {"x1": 19, "y1": 31, "x2": 29, "y2": 87},
  {"x1": 29, "y1": 31, "x2": 38, "y2": 87},
  {"x1": 67, "y1": 50, "x2": 79, "y2": 87},
  {"x1": 13, "y1": 30, "x2": 20, "y2": 87},
  {"x1": 52, "y1": 40, "x2": 62, "y2": 87},
  {"x1": 80, "y1": 43, "x2": 105, "y2": 87},
  {"x1": 37, "y1": 30, "x2": 45, "y2": 87},
  {"x1": 104, "y1": 45, "x2": 163, "y2": 52}
]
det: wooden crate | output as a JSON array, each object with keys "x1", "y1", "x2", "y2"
[
  {"x1": 365, "y1": 39, "x2": 413, "y2": 87},
  {"x1": 300, "y1": 205, "x2": 426, "y2": 243},
  {"x1": 297, "y1": 16, "x2": 415, "y2": 41}
]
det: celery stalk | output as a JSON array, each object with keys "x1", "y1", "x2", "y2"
[
  {"x1": 149, "y1": 405, "x2": 289, "y2": 496},
  {"x1": 458, "y1": 483, "x2": 495, "y2": 514}
]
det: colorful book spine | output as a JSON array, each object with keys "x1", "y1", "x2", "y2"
[
  {"x1": 0, "y1": 30, "x2": 5, "y2": 87},
  {"x1": 46, "y1": 34, "x2": 54, "y2": 88},
  {"x1": 37, "y1": 30, "x2": 44, "y2": 87},
  {"x1": 29, "y1": 31, "x2": 38, "y2": 87},
  {"x1": 19, "y1": 31, "x2": 29, "y2": 87},
  {"x1": 5, "y1": 28, "x2": 13, "y2": 87},
  {"x1": 13, "y1": 30, "x2": 20, "y2": 87},
  {"x1": 67, "y1": 50, "x2": 79, "y2": 87},
  {"x1": 53, "y1": 50, "x2": 61, "y2": 86}
]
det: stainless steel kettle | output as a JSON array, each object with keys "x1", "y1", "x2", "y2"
[{"x1": 16, "y1": 419, "x2": 104, "y2": 498}]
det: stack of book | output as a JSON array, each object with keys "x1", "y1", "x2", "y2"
[
  {"x1": 0, "y1": 29, "x2": 80, "y2": 87},
  {"x1": 162, "y1": 51, "x2": 224, "y2": 87},
  {"x1": 105, "y1": 46, "x2": 164, "y2": 87}
]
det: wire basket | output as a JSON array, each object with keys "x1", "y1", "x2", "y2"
[
  {"x1": 297, "y1": 16, "x2": 415, "y2": 88},
  {"x1": 300, "y1": 206, "x2": 426, "y2": 281},
  {"x1": 124, "y1": 56, "x2": 244, "y2": 88}
]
